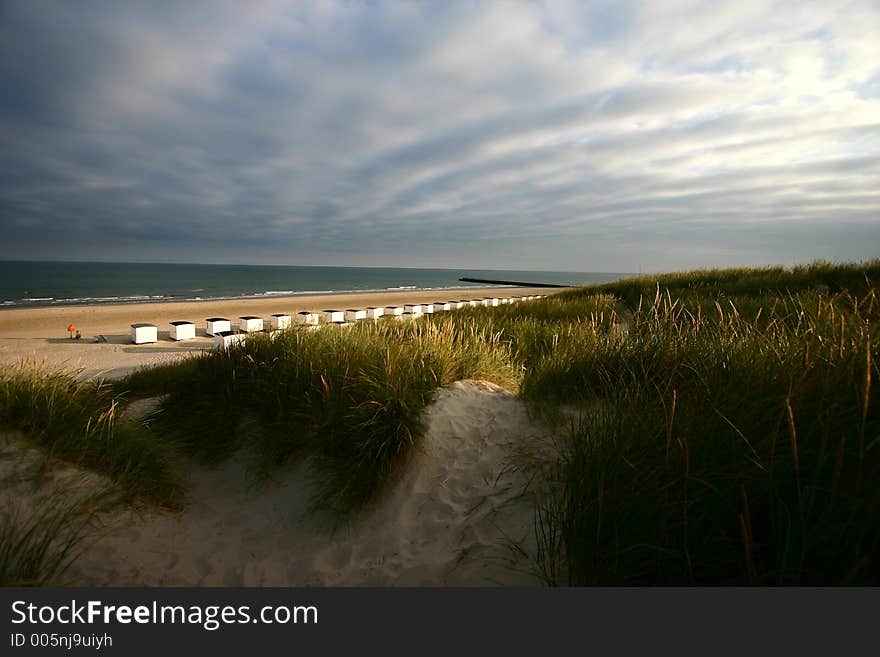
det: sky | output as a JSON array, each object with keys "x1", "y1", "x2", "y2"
[{"x1": 1, "y1": 1, "x2": 878, "y2": 273}]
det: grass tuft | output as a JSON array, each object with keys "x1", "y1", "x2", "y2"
[
  {"x1": 0, "y1": 361, "x2": 182, "y2": 508},
  {"x1": 528, "y1": 284, "x2": 879, "y2": 584},
  {"x1": 0, "y1": 490, "x2": 116, "y2": 586},
  {"x1": 138, "y1": 320, "x2": 516, "y2": 515}
]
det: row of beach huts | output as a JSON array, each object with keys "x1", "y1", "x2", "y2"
[{"x1": 130, "y1": 294, "x2": 546, "y2": 347}]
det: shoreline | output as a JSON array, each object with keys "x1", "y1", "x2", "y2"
[
  {"x1": 0, "y1": 286, "x2": 559, "y2": 380},
  {"x1": 0, "y1": 283, "x2": 557, "y2": 311}
]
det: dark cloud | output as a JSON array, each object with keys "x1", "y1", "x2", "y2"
[{"x1": 1, "y1": 1, "x2": 878, "y2": 271}]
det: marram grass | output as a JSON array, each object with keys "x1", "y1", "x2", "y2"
[
  {"x1": 0, "y1": 489, "x2": 119, "y2": 586},
  {"x1": 528, "y1": 283, "x2": 879, "y2": 585},
  {"x1": 139, "y1": 319, "x2": 517, "y2": 515},
  {"x1": 0, "y1": 362, "x2": 182, "y2": 508}
]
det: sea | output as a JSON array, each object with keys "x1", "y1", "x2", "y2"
[{"x1": 0, "y1": 261, "x2": 628, "y2": 309}]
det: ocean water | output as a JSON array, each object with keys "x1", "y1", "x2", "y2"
[{"x1": 0, "y1": 261, "x2": 627, "y2": 309}]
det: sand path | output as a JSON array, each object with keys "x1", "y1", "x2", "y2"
[{"x1": 22, "y1": 380, "x2": 547, "y2": 586}]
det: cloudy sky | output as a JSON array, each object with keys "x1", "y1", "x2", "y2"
[{"x1": 1, "y1": 1, "x2": 878, "y2": 272}]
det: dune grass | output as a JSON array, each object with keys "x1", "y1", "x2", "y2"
[
  {"x1": 575, "y1": 258, "x2": 880, "y2": 308},
  {"x1": 0, "y1": 490, "x2": 116, "y2": 586},
  {"x1": 110, "y1": 357, "x2": 203, "y2": 400},
  {"x1": 528, "y1": 282, "x2": 879, "y2": 584},
  {"x1": 0, "y1": 362, "x2": 182, "y2": 508},
  {"x1": 439, "y1": 294, "x2": 621, "y2": 373},
  {"x1": 128, "y1": 320, "x2": 516, "y2": 515}
]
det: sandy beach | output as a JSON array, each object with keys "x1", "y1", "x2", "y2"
[{"x1": 0, "y1": 287, "x2": 556, "y2": 380}]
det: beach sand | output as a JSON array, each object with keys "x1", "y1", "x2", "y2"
[
  {"x1": 0, "y1": 289, "x2": 558, "y2": 586},
  {"x1": 0, "y1": 287, "x2": 556, "y2": 380}
]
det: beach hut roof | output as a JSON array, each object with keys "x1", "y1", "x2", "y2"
[
  {"x1": 205, "y1": 317, "x2": 227, "y2": 322},
  {"x1": 239, "y1": 315, "x2": 261, "y2": 320},
  {"x1": 169, "y1": 321, "x2": 193, "y2": 326}
]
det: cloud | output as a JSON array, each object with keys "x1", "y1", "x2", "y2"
[{"x1": 0, "y1": 0, "x2": 878, "y2": 271}]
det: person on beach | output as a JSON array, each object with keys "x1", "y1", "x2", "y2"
[{"x1": 67, "y1": 323, "x2": 76, "y2": 339}]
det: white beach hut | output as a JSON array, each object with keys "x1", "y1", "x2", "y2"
[
  {"x1": 486, "y1": 297, "x2": 500, "y2": 307},
  {"x1": 454, "y1": 300, "x2": 468, "y2": 309},
  {"x1": 169, "y1": 321, "x2": 196, "y2": 341},
  {"x1": 469, "y1": 299, "x2": 483, "y2": 308},
  {"x1": 214, "y1": 330, "x2": 247, "y2": 350},
  {"x1": 434, "y1": 301, "x2": 452, "y2": 312},
  {"x1": 295, "y1": 311, "x2": 320, "y2": 326},
  {"x1": 239, "y1": 316, "x2": 263, "y2": 332},
  {"x1": 384, "y1": 305, "x2": 404, "y2": 317},
  {"x1": 404, "y1": 304, "x2": 423, "y2": 315},
  {"x1": 365, "y1": 306, "x2": 384, "y2": 320},
  {"x1": 422, "y1": 303, "x2": 435, "y2": 314},
  {"x1": 500, "y1": 297, "x2": 510, "y2": 305},
  {"x1": 130, "y1": 323, "x2": 157, "y2": 344},
  {"x1": 271, "y1": 313, "x2": 291, "y2": 330},
  {"x1": 322, "y1": 309, "x2": 345, "y2": 323},
  {"x1": 205, "y1": 317, "x2": 231, "y2": 336},
  {"x1": 345, "y1": 308, "x2": 367, "y2": 321}
]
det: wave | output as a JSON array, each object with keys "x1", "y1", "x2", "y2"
[
  {"x1": 0, "y1": 283, "x2": 521, "y2": 309},
  {"x1": 51, "y1": 295, "x2": 177, "y2": 304}
]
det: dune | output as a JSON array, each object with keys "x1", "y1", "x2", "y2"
[{"x1": 2, "y1": 380, "x2": 547, "y2": 586}]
